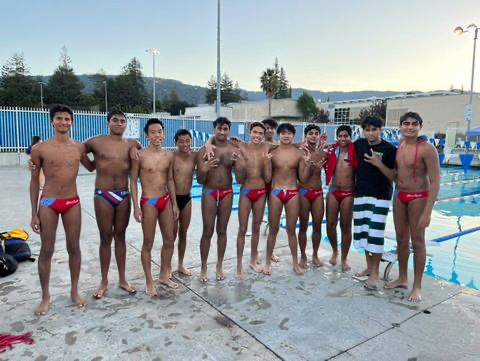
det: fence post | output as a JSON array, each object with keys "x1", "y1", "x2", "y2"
[
  {"x1": 193, "y1": 118, "x2": 196, "y2": 149},
  {"x1": 15, "y1": 107, "x2": 21, "y2": 164}
]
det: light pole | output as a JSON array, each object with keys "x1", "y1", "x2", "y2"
[
  {"x1": 103, "y1": 80, "x2": 108, "y2": 112},
  {"x1": 455, "y1": 23, "x2": 479, "y2": 131},
  {"x1": 146, "y1": 48, "x2": 160, "y2": 114},
  {"x1": 216, "y1": 0, "x2": 221, "y2": 117},
  {"x1": 38, "y1": 82, "x2": 44, "y2": 108}
]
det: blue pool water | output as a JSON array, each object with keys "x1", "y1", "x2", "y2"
[{"x1": 192, "y1": 166, "x2": 480, "y2": 290}]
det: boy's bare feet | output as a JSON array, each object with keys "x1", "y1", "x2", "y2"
[
  {"x1": 271, "y1": 253, "x2": 280, "y2": 263},
  {"x1": 71, "y1": 291, "x2": 87, "y2": 308},
  {"x1": 299, "y1": 256, "x2": 308, "y2": 269},
  {"x1": 216, "y1": 264, "x2": 226, "y2": 281},
  {"x1": 235, "y1": 267, "x2": 244, "y2": 280},
  {"x1": 199, "y1": 266, "x2": 208, "y2": 282},
  {"x1": 93, "y1": 282, "x2": 108, "y2": 299},
  {"x1": 407, "y1": 287, "x2": 422, "y2": 303},
  {"x1": 384, "y1": 278, "x2": 408, "y2": 289},
  {"x1": 35, "y1": 297, "x2": 50, "y2": 316},
  {"x1": 159, "y1": 275, "x2": 179, "y2": 289},
  {"x1": 145, "y1": 282, "x2": 158, "y2": 297},
  {"x1": 118, "y1": 281, "x2": 136, "y2": 294},
  {"x1": 312, "y1": 255, "x2": 323, "y2": 267},
  {"x1": 341, "y1": 260, "x2": 352, "y2": 272},
  {"x1": 177, "y1": 264, "x2": 193, "y2": 276},
  {"x1": 262, "y1": 263, "x2": 272, "y2": 275},
  {"x1": 293, "y1": 264, "x2": 305, "y2": 275},
  {"x1": 329, "y1": 251, "x2": 338, "y2": 266},
  {"x1": 249, "y1": 260, "x2": 262, "y2": 273}
]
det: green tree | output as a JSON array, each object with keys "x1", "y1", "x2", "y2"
[
  {"x1": 111, "y1": 57, "x2": 148, "y2": 112},
  {"x1": 163, "y1": 89, "x2": 190, "y2": 115},
  {"x1": 356, "y1": 100, "x2": 387, "y2": 123},
  {"x1": 0, "y1": 53, "x2": 37, "y2": 107},
  {"x1": 205, "y1": 76, "x2": 217, "y2": 104},
  {"x1": 91, "y1": 70, "x2": 110, "y2": 111},
  {"x1": 313, "y1": 108, "x2": 330, "y2": 123},
  {"x1": 260, "y1": 68, "x2": 278, "y2": 116},
  {"x1": 297, "y1": 91, "x2": 319, "y2": 121},
  {"x1": 45, "y1": 46, "x2": 84, "y2": 106},
  {"x1": 205, "y1": 74, "x2": 245, "y2": 105}
]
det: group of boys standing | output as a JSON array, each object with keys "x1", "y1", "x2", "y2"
[{"x1": 29, "y1": 104, "x2": 439, "y2": 316}]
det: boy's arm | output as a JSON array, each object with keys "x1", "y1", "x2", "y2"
[
  {"x1": 167, "y1": 153, "x2": 179, "y2": 220},
  {"x1": 30, "y1": 147, "x2": 42, "y2": 234},
  {"x1": 364, "y1": 148, "x2": 397, "y2": 181},
  {"x1": 130, "y1": 155, "x2": 142, "y2": 222},
  {"x1": 129, "y1": 140, "x2": 143, "y2": 160},
  {"x1": 80, "y1": 141, "x2": 95, "y2": 172},
  {"x1": 418, "y1": 145, "x2": 441, "y2": 229},
  {"x1": 298, "y1": 150, "x2": 313, "y2": 183},
  {"x1": 262, "y1": 151, "x2": 273, "y2": 184}
]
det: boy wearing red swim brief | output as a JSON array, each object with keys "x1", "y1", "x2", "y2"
[
  {"x1": 130, "y1": 119, "x2": 179, "y2": 297},
  {"x1": 262, "y1": 123, "x2": 312, "y2": 276},
  {"x1": 383, "y1": 112, "x2": 440, "y2": 303},
  {"x1": 298, "y1": 124, "x2": 327, "y2": 269},
  {"x1": 30, "y1": 104, "x2": 92, "y2": 316},
  {"x1": 233, "y1": 122, "x2": 272, "y2": 279}
]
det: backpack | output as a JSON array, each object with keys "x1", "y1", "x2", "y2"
[
  {"x1": 0, "y1": 254, "x2": 18, "y2": 277},
  {"x1": 0, "y1": 229, "x2": 35, "y2": 262}
]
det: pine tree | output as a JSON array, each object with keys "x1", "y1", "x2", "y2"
[
  {"x1": 220, "y1": 73, "x2": 235, "y2": 104},
  {"x1": 277, "y1": 67, "x2": 290, "y2": 99},
  {"x1": 112, "y1": 57, "x2": 148, "y2": 112},
  {"x1": 45, "y1": 46, "x2": 84, "y2": 106},
  {"x1": 0, "y1": 53, "x2": 37, "y2": 106},
  {"x1": 205, "y1": 76, "x2": 217, "y2": 104}
]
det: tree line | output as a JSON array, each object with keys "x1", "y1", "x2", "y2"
[{"x1": 0, "y1": 47, "x2": 193, "y2": 115}]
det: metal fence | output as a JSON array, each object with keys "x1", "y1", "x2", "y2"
[{"x1": 0, "y1": 107, "x2": 403, "y2": 153}]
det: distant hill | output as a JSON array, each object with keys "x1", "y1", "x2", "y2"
[{"x1": 35, "y1": 74, "x2": 411, "y2": 104}]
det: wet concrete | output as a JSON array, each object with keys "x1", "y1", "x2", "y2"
[{"x1": 1, "y1": 166, "x2": 479, "y2": 361}]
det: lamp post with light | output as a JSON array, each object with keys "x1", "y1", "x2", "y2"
[
  {"x1": 455, "y1": 24, "x2": 478, "y2": 131},
  {"x1": 146, "y1": 48, "x2": 160, "y2": 114}
]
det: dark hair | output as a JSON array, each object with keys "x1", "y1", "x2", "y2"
[
  {"x1": 49, "y1": 104, "x2": 73, "y2": 121},
  {"x1": 213, "y1": 117, "x2": 231, "y2": 129},
  {"x1": 144, "y1": 118, "x2": 164, "y2": 134},
  {"x1": 277, "y1": 123, "x2": 296, "y2": 135},
  {"x1": 304, "y1": 124, "x2": 321, "y2": 135},
  {"x1": 361, "y1": 116, "x2": 384, "y2": 129},
  {"x1": 336, "y1": 125, "x2": 352, "y2": 137},
  {"x1": 262, "y1": 118, "x2": 278, "y2": 129},
  {"x1": 32, "y1": 136, "x2": 41, "y2": 145},
  {"x1": 400, "y1": 112, "x2": 423, "y2": 126},
  {"x1": 175, "y1": 129, "x2": 192, "y2": 142},
  {"x1": 107, "y1": 110, "x2": 126, "y2": 122},
  {"x1": 249, "y1": 122, "x2": 266, "y2": 132}
]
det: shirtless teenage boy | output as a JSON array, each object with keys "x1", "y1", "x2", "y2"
[
  {"x1": 298, "y1": 124, "x2": 327, "y2": 268},
  {"x1": 384, "y1": 112, "x2": 440, "y2": 302},
  {"x1": 234, "y1": 122, "x2": 272, "y2": 279},
  {"x1": 325, "y1": 125, "x2": 357, "y2": 272},
  {"x1": 83, "y1": 110, "x2": 140, "y2": 299},
  {"x1": 196, "y1": 117, "x2": 237, "y2": 282},
  {"x1": 30, "y1": 104, "x2": 90, "y2": 315},
  {"x1": 130, "y1": 118, "x2": 179, "y2": 296},
  {"x1": 262, "y1": 123, "x2": 312, "y2": 276},
  {"x1": 171, "y1": 129, "x2": 197, "y2": 276}
]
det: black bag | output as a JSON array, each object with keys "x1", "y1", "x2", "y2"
[
  {"x1": 4, "y1": 239, "x2": 35, "y2": 262},
  {"x1": 0, "y1": 254, "x2": 18, "y2": 277}
]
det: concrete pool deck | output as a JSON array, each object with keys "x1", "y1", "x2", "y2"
[{"x1": 0, "y1": 165, "x2": 479, "y2": 361}]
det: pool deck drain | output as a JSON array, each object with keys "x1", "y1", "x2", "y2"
[{"x1": 1, "y1": 166, "x2": 479, "y2": 361}]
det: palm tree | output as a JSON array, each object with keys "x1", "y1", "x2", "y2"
[{"x1": 260, "y1": 68, "x2": 278, "y2": 117}]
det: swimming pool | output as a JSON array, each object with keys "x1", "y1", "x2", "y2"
[{"x1": 191, "y1": 166, "x2": 480, "y2": 290}]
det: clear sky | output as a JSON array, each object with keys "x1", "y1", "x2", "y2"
[{"x1": 1, "y1": 0, "x2": 479, "y2": 92}]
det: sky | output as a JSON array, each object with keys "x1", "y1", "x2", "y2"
[{"x1": 1, "y1": 0, "x2": 480, "y2": 92}]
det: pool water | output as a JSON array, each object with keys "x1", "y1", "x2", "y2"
[{"x1": 192, "y1": 166, "x2": 480, "y2": 290}]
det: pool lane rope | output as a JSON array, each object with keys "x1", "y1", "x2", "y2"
[{"x1": 0, "y1": 332, "x2": 34, "y2": 353}]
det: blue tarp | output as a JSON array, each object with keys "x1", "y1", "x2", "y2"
[{"x1": 465, "y1": 127, "x2": 480, "y2": 136}]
